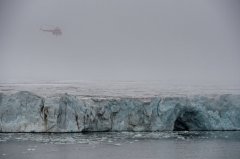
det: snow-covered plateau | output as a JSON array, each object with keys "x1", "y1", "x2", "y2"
[{"x1": 0, "y1": 82, "x2": 240, "y2": 132}]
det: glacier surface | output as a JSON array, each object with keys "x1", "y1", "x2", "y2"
[{"x1": 1, "y1": 88, "x2": 240, "y2": 132}]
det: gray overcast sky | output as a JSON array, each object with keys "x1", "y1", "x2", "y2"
[{"x1": 0, "y1": 0, "x2": 240, "y2": 84}]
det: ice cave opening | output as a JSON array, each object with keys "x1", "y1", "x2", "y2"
[{"x1": 173, "y1": 110, "x2": 205, "y2": 131}]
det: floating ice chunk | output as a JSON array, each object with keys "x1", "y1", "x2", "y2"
[
  {"x1": 27, "y1": 148, "x2": 36, "y2": 151},
  {"x1": 113, "y1": 143, "x2": 121, "y2": 146},
  {"x1": 133, "y1": 134, "x2": 142, "y2": 138}
]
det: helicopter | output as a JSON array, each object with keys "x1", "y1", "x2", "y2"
[{"x1": 40, "y1": 26, "x2": 62, "y2": 36}]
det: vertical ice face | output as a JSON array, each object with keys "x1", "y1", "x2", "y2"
[{"x1": 0, "y1": 91, "x2": 240, "y2": 132}]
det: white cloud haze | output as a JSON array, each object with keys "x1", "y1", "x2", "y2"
[{"x1": 0, "y1": 0, "x2": 240, "y2": 85}]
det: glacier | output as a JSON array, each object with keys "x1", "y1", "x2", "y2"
[{"x1": 1, "y1": 88, "x2": 240, "y2": 132}]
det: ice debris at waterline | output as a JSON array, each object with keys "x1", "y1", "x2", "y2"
[
  {"x1": 1, "y1": 131, "x2": 240, "y2": 144},
  {"x1": 0, "y1": 91, "x2": 240, "y2": 132}
]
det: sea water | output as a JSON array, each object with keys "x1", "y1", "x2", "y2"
[{"x1": 0, "y1": 131, "x2": 240, "y2": 159}]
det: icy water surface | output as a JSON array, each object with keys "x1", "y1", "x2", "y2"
[{"x1": 0, "y1": 131, "x2": 240, "y2": 159}]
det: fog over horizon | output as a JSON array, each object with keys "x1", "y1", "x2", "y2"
[{"x1": 0, "y1": 0, "x2": 240, "y2": 85}]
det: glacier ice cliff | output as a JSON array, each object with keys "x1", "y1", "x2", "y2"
[{"x1": 0, "y1": 91, "x2": 240, "y2": 132}]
